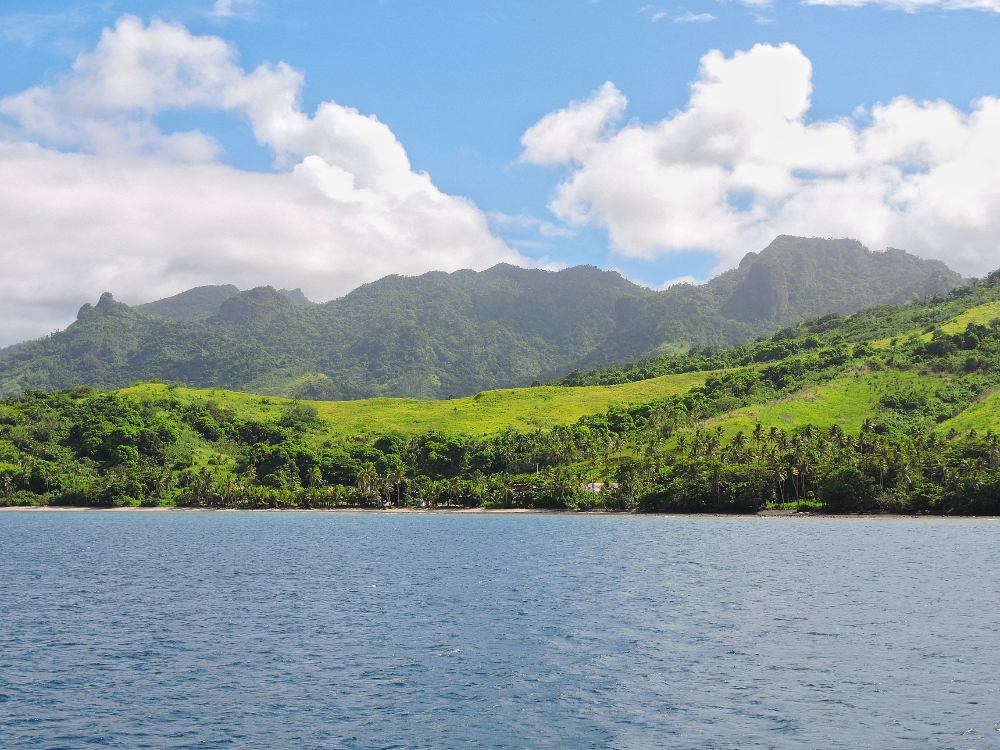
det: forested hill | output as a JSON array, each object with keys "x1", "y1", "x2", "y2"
[
  {"x1": 585, "y1": 236, "x2": 961, "y2": 365},
  {"x1": 136, "y1": 284, "x2": 313, "y2": 321},
  {"x1": 0, "y1": 265, "x2": 652, "y2": 400},
  {"x1": 0, "y1": 237, "x2": 961, "y2": 400}
]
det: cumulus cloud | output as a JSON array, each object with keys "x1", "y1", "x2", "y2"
[
  {"x1": 520, "y1": 82, "x2": 627, "y2": 166},
  {"x1": 521, "y1": 42, "x2": 1000, "y2": 278},
  {"x1": 0, "y1": 16, "x2": 519, "y2": 345}
]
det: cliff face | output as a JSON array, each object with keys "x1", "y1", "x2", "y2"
[
  {"x1": 722, "y1": 258, "x2": 790, "y2": 322},
  {"x1": 215, "y1": 287, "x2": 296, "y2": 325}
]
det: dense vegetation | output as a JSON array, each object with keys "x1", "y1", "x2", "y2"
[
  {"x1": 580, "y1": 236, "x2": 961, "y2": 365},
  {"x1": 556, "y1": 278, "x2": 994, "y2": 386},
  {"x1": 137, "y1": 285, "x2": 313, "y2": 320},
  {"x1": 0, "y1": 237, "x2": 959, "y2": 400},
  {"x1": 136, "y1": 284, "x2": 241, "y2": 321},
  {"x1": 3, "y1": 269, "x2": 1000, "y2": 514},
  {"x1": 0, "y1": 265, "x2": 650, "y2": 400}
]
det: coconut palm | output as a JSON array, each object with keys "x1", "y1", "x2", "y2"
[
  {"x1": 356, "y1": 463, "x2": 379, "y2": 506},
  {"x1": 388, "y1": 464, "x2": 406, "y2": 507}
]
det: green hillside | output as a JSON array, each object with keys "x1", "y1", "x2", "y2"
[
  {"x1": 121, "y1": 370, "x2": 710, "y2": 441},
  {"x1": 0, "y1": 237, "x2": 960, "y2": 401},
  {"x1": 935, "y1": 390, "x2": 1000, "y2": 434},
  {"x1": 136, "y1": 285, "x2": 314, "y2": 321},
  {"x1": 585, "y1": 236, "x2": 961, "y2": 365},
  {"x1": 3, "y1": 268, "x2": 1000, "y2": 514},
  {"x1": 695, "y1": 370, "x2": 927, "y2": 440},
  {"x1": 0, "y1": 264, "x2": 652, "y2": 400},
  {"x1": 137, "y1": 285, "x2": 241, "y2": 321}
]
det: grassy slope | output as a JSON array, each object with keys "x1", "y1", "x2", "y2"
[
  {"x1": 114, "y1": 299, "x2": 1000, "y2": 449},
  {"x1": 872, "y1": 300, "x2": 1000, "y2": 349},
  {"x1": 936, "y1": 389, "x2": 1000, "y2": 434},
  {"x1": 940, "y1": 300, "x2": 1000, "y2": 333},
  {"x1": 695, "y1": 369, "x2": 948, "y2": 440},
  {"x1": 122, "y1": 370, "x2": 711, "y2": 440}
]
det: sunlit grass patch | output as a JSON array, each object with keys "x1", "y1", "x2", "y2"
[
  {"x1": 935, "y1": 389, "x2": 1000, "y2": 435},
  {"x1": 690, "y1": 369, "x2": 946, "y2": 441},
  {"x1": 121, "y1": 370, "x2": 713, "y2": 440}
]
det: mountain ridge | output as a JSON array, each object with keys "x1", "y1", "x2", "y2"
[
  {"x1": 583, "y1": 236, "x2": 961, "y2": 366},
  {"x1": 136, "y1": 285, "x2": 313, "y2": 321},
  {"x1": 0, "y1": 237, "x2": 963, "y2": 399}
]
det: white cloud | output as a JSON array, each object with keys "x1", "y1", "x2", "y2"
[
  {"x1": 539, "y1": 221, "x2": 577, "y2": 238},
  {"x1": 210, "y1": 0, "x2": 256, "y2": 19},
  {"x1": 520, "y1": 42, "x2": 1000, "y2": 278},
  {"x1": 674, "y1": 11, "x2": 717, "y2": 21},
  {"x1": 803, "y1": 0, "x2": 1000, "y2": 11},
  {"x1": 0, "y1": 15, "x2": 520, "y2": 345},
  {"x1": 520, "y1": 81, "x2": 627, "y2": 166}
]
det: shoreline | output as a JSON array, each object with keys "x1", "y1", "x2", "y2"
[{"x1": 1, "y1": 506, "x2": 997, "y2": 519}]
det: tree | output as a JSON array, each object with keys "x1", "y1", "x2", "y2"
[
  {"x1": 356, "y1": 463, "x2": 379, "y2": 506},
  {"x1": 388, "y1": 464, "x2": 406, "y2": 507},
  {"x1": 447, "y1": 476, "x2": 462, "y2": 507}
]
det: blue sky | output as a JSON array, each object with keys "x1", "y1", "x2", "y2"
[{"x1": 1, "y1": 0, "x2": 999, "y2": 342}]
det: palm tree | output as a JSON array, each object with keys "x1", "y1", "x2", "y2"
[
  {"x1": 802, "y1": 424, "x2": 818, "y2": 447},
  {"x1": 768, "y1": 427, "x2": 782, "y2": 450},
  {"x1": 304, "y1": 465, "x2": 324, "y2": 507},
  {"x1": 768, "y1": 455, "x2": 787, "y2": 508},
  {"x1": 447, "y1": 476, "x2": 462, "y2": 507},
  {"x1": 751, "y1": 423, "x2": 765, "y2": 461},
  {"x1": 490, "y1": 474, "x2": 514, "y2": 509},
  {"x1": 356, "y1": 463, "x2": 379, "y2": 506},
  {"x1": 859, "y1": 419, "x2": 875, "y2": 456},
  {"x1": 329, "y1": 484, "x2": 347, "y2": 508},
  {"x1": 690, "y1": 430, "x2": 703, "y2": 459},
  {"x1": 986, "y1": 431, "x2": 999, "y2": 471},
  {"x1": 829, "y1": 423, "x2": 844, "y2": 447},
  {"x1": 389, "y1": 464, "x2": 406, "y2": 507},
  {"x1": 704, "y1": 431, "x2": 720, "y2": 458},
  {"x1": 379, "y1": 475, "x2": 393, "y2": 508},
  {"x1": 730, "y1": 432, "x2": 748, "y2": 464}
]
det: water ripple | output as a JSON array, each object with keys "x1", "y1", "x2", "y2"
[{"x1": 1, "y1": 513, "x2": 999, "y2": 748}]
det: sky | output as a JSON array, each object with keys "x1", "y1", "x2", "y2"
[{"x1": 1, "y1": 0, "x2": 1000, "y2": 345}]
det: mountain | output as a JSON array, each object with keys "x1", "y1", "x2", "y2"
[
  {"x1": 277, "y1": 288, "x2": 316, "y2": 307},
  {"x1": 136, "y1": 285, "x2": 241, "y2": 321},
  {"x1": 136, "y1": 284, "x2": 313, "y2": 321},
  {"x1": 0, "y1": 264, "x2": 652, "y2": 399},
  {"x1": 0, "y1": 237, "x2": 963, "y2": 400},
  {"x1": 585, "y1": 236, "x2": 961, "y2": 365}
]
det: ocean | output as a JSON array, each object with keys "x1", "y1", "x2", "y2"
[{"x1": 1, "y1": 511, "x2": 998, "y2": 748}]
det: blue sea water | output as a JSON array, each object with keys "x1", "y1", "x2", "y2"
[{"x1": 1, "y1": 512, "x2": 999, "y2": 749}]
